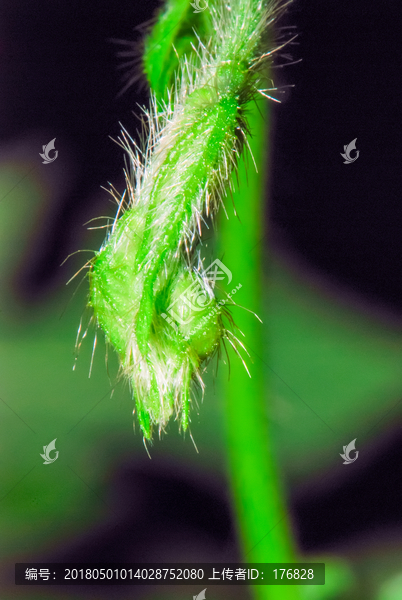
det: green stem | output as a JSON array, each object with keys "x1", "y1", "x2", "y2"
[
  {"x1": 142, "y1": 3, "x2": 301, "y2": 587},
  {"x1": 144, "y1": 0, "x2": 210, "y2": 98},
  {"x1": 218, "y1": 100, "x2": 301, "y2": 600}
]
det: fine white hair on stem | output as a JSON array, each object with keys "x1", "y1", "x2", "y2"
[{"x1": 85, "y1": 0, "x2": 295, "y2": 440}]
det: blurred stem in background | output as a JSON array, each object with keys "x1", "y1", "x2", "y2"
[
  {"x1": 143, "y1": 1, "x2": 300, "y2": 598},
  {"x1": 218, "y1": 100, "x2": 301, "y2": 600}
]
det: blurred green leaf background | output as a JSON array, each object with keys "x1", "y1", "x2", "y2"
[{"x1": 2, "y1": 160, "x2": 402, "y2": 599}]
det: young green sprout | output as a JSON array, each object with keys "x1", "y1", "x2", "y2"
[{"x1": 86, "y1": 0, "x2": 289, "y2": 441}]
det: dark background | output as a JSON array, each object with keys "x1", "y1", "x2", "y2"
[{"x1": 1, "y1": 0, "x2": 401, "y2": 585}]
